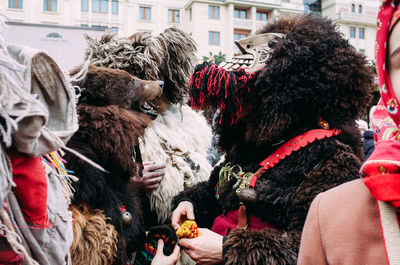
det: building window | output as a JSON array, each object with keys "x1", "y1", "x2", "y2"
[
  {"x1": 350, "y1": 26, "x2": 356, "y2": 38},
  {"x1": 9, "y1": 0, "x2": 23, "y2": 9},
  {"x1": 92, "y1": 0, "x2": 108, "y2": 13},
  {"x1": 139, "y1": 6, "x2": 151, "y2": 21},
  {"x1": 168, "y1": 9, "x2": 179, "y2": 23},
  {"x1": 81, "y1": 24, "x2": 89, "y2": 27},
  {"x1": 351, "y1": 3, "x2": 355, "y2": 13},
  {"x1": 92, "y1": 25, "x2": 108, "y2": 31},
  {"x1": 256, "y1": 11, "x2": 268, "y2": 21},
  {"x1": 209, "y1": 5, "x2": 220, "y2": 19},
  {"x1": 234, "y1": 33, "x2": 248, "y2": 41},
  {"x1": 358, "y1": 4, "x2": 362, "y2": 14},
  {"x1": 359, "y1": 49, "x2": 365, "y2": 53},
  {"x1": 209, "y1": 31, "x2": 220, "y2": 45},
  {"x1": 359, "y1": 27, "x2": 365, "y2": 39},
  {"x1": 234, "y1": 8, "x2": 248, "y2": 19},
  {"x1": 46, "y1": 32, "x2": 62, "y2": 38},
  {"x1": 111, "y1": 27, "x2": 118, "y2": 32},
  {"x1": 44, "y1": 0, "x2": 57, "y2": 12},
  {"x1": 189, "y1": 8, "x2": 192, "y2": 20},
  {"x1": 282, "y1": 0, "x2": 290, "y2": 2},
  {"x1": 234, "y1": 30, "x2": 249, "y2": 41},
  {"x1": 81, "y1": 0, "x2": 88, "y2": 11},
  {"x1": 112, "y1": 0, "x2": 118, "y2": 14}
]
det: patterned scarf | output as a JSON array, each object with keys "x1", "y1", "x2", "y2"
[{"x1": 361, "y1": 0, "x2": 400, "y2": 207}]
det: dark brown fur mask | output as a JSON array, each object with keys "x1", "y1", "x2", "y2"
[
  {"x1": 85, "y1": 28, "x2": 197, "y2": 106},
  {"x1": 189, "y1": 14, "x2": 373, "y2": 150},
  {"x1": 70, "y1": 65, "x2": 163, "y2": 116}
]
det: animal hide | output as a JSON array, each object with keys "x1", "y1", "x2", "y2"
[
  {"x1": 66, "y1": 66, "x2": 160, "y2": 264},
  {"x1": 224, "y1": 228, "x2": 299, "y2": 265},
  {"x1": 70, "y1": 204, "x2": 118, "y2": 265},
  {"x1": 139, "y1": 104, "x2": 212, "y2": 223},
  {"x1": 85, "y1": 28, "x2": 197, "y2": 104}
]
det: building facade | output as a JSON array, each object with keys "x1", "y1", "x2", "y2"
[
  {"x1": 1, "y1": 0, "x2": 378, "y2": 61},
  {"x1": 184, "y1": 0, "x2": 307, "y2": 60},
  {"x1": 322, "y1": 0, "x2": 379, "y2": 60}
]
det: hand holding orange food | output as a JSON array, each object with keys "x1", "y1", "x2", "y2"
[{"x1": 176, "y1": 220, "x2": 200, "y2": 239}]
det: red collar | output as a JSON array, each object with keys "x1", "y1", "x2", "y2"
[{"x1": 249, "y1": 128, "x2": 341, "y2": 187}]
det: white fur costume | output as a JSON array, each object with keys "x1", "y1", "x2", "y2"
[{"x1": 139, "y1": 104, "x2": 212, "y2": 223}]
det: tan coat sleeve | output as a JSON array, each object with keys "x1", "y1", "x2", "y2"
[{"x1": 297, "y1": 193, "x2": 328, "y2": 265}]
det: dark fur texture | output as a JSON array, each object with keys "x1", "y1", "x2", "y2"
[
  {"x1": 173, "y1": 14, "x2": 374, "y2": 264},
  {"x1": 224, "y1": 229, "x2": 299, "y2": 265},
  {"x1": 66, "y1": 66, "x2": 162, "y2": 264}
]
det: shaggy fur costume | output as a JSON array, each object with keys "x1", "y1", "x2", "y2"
[
  {"x1": 173, "y1": 14, "x2": 374, "y2": 264},
  {"x1": 70, "y1": 204, "x2": 118, "y2": 265},
  {"x1": 85, "y1": 28, "x2": 196, "y2": 105},
  {"x1": 65, "y1": 65, "x2": 163, "y2": 265},
  {"x1": 139, "y1": 104, "x2": 212, "y2": 223},
  {"x1": 85, "y1": 28, "x2": 212, "y2": 225}
]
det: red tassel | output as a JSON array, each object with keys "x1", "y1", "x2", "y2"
[{"x1": 189, "y1": 63, "x2": 260, "y2": 124}]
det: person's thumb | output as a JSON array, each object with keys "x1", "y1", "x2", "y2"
[{"x1": 157, "y1": 239, "x2": 164, "y2": 252}]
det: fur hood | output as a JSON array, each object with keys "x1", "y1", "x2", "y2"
[{"x1": 85, "y1": 28, "x2": 197, "y2": 104}]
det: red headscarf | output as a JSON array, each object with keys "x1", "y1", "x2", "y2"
[{"x1": 361, "y1": 0, "x2": 400, "y2": 207}]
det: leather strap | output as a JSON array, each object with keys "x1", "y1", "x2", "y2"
[
  {"x1": 237, "y1": 204, "x2": 248, "y2": 229},
  {"x1": 249, "y1": 128, "x2": 341, "y2": 188}
]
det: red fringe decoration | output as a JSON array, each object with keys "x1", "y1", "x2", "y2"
[{"x1": 188, "y1": 63, "x2": 259, "y2": 124}]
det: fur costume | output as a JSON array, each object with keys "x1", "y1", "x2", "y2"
[
  {"x1": 70, "y1": 204, "x2": 118, "y2": 265},
  {"x1": 65, "y1": 65, "x2": 163, "y2": 265},
  {"x1": 138, "y1": 104, "x2": 212, "y2": 222},
  {"x1": 172, "y1": 14, "x2": 374, "y2": 264},
  {"x1": 85, "y1": 28, "x2": 212, "y2": 225}
]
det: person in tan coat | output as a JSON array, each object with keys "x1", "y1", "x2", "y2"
[
  {"x1": 299, "y1": 1, "x2": 400, "y2": 264},
  {"x1": 298, "y1": 179, "x2": 386, "y2": 264}
]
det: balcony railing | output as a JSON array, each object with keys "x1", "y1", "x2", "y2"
[
  {"x1": 336, "y1": 11, "x2": 377, "y2": 26},
  {"x1": 246, "y1": 0, "x2": 280, "y2": 5},
  {"x1": 233, "y1": 18, "x2": 252, "y2": 29}
]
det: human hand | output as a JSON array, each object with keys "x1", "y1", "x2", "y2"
[
  {"x1": 130, "y1": 161, "x2": 166, "y2": 191},
  {"x1": 151, "y1": 239, "x2": 180, "y2": 265},
  {"x1": 171, "y1": 201, "x2": 195, "y2": 229},
  {"x1": 178, "y1": 228, "x2": 223, "y2": 265}
]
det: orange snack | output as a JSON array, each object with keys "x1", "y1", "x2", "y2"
[{"x1": 176, "y1": 220, "x2": 200, "y2": 238}]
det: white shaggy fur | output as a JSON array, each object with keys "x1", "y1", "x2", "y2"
[{"x1": 139, "y1": 104, "x2": 212, "y2": 223}]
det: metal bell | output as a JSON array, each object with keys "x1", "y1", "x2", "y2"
[
  {"x1": 237, "y1": 187, "x2": 258, "y2": 205},
  {"x1": 122, "y1": 211, "x2": 132, "y2": 225}
]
